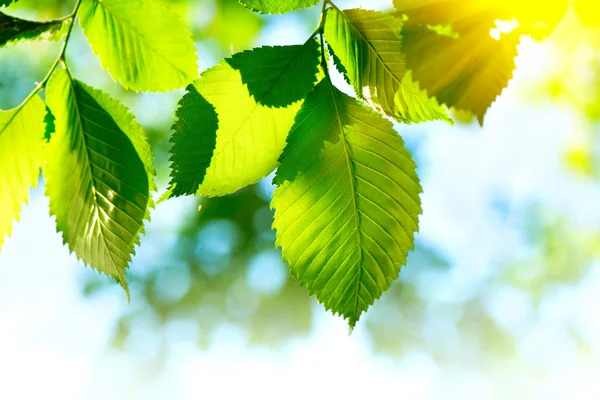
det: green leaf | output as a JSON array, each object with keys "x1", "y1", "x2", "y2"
[
  {"x1": 227, "y1": 40, "x2": 321, "y2": 107},
  {"x1": 239, "y1": 0, "x2": 321, "y2": 14},
  {"x1": 168, "y1": 42, "x2": 321, "y2": 198},
  {"x1": 0, "y1": 96, "x2": 45, "y2": 250},
  {"x1": 44, "y1": 68, "x2": 152, "y2": 291},
  {"x1": 0, "y1": 11, "x2": 67, "y2": 47},
  {"x1": 0, "y1": 0, "x2": 17, "y2": 7},
  {"x1": 402, "y1": 25, "x2": 519, "y2": 124},
  {"x1": 272, "y1": 77, "x2": 422, "y2": 328},
  {"x1": 167, "y1": 86, "x2": 218, "y2": 198},
  {"x1": 79, "y1": 0, "x2": 198, "y2": 92},
  {"x1": 324, "y1": 7, "x2": 450, "y2": 124}
]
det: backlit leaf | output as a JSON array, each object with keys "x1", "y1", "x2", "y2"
[
  {"x1": 324, "y1": 7, "x2": 450, "y2": 124},
  {"x1": 0, "y1": 96, "x2": 45, "y2": 249},
  {"x1": 272, "y1": 77, "x2": 422, "y2": 327},
  {"x1": 403, "y1": 25, "x2": 520, "y2": 124},
  {"x1": 0, "y1": 11, "x2": 67, "y2": 47},
  {"x1": 168, "y1": 42, "x2": 321, "y2": 198},
  {"x1": 394, "y1": 0, "x2": 568, "y2": 40},
  {"x1": 44, "y1": 68, "x2": 151, "y2": 291},
  {"x1": 79, "y1": 0, "x2": 198, "y2": 92}
]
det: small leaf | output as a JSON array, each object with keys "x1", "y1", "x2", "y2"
[
  {"x1": 168, "y1": 42, "x2": 321, "y2": 198},
  {"x1": 324, "y1": 7, "x2": 450, "y2": 124},
  {"x1": 44, "y1": 68, "x2": 151, "y2": 291},
  {"x1": 0, "y1": 11, "x2": 67, "y2": 47},
  {"x1": 0, "y1": 96, "x2": 45, "y2": 249},
  {"x1": 227, "y1": 39, "x2": 321, "y2": 107},
  {"x1": 239, "y1": 0, "x2": 321, "y2": 15},
  {"x1": 79, "y1": 0, "x2": 198, "y2": 92},
  {"x1": 272, "y1": 77, "x2": 422, "y2": 328},
  {"x1": 0, "y1": 0, "x2": 17, "y2": 7}
]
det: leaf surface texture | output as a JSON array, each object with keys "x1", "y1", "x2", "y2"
[
  {"x1": 79, "y1": 0, "x2": 197, "y2": 91},
  {"x1": 272, "y1": 78, "x2": 423, "y2": 327},
  {"x1": 324, "y1": 7, "x2": 449, "y2": 124},
  {"x1": 44, "y1": 68, "x2": 151, "y2": 290},
  {"x1": 0, "y1": 96, "x2": 45, "y2": 249},
  {"x1": 168, "y1": 42, "x2": 320, "y2": 197}
]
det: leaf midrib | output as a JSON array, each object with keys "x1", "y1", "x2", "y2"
[
  {"x1": 325, "y1": 78, "x2": 363, "y2": 324},
  {"x1": 334, "y1": 7, "x2": 405, "y2": 88},
  {"x1": 69, "y1": 78, "x2": 122, "y2": 277},
  {"x1": 95, "y1": 0, "x2": 188, "y2": 80}
]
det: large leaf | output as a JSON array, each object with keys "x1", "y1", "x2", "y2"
[
  {"x1": 79, "y1": 0, "x2": 197, "y2": 92},
  {"x1": 44, "y1": 68, "x2": 151, "y2": 291},
  {"x1": 0, "y1": 11, "x2": 67, "y2": 47},
  {"x1": 403, "y1": 25, "x2": 520, "y2": 124},
  {"x1": 167, "y1": 41, "x2": 321, "y2": 198},
  {"x1": 0, "y1": 96, "x2": 45, "y2": 249},
  {"x1": 272, "y1": 77, "x2": 423, "y2": 327},
  {"x1": 324, "y1": 7, "x2": 449, "y2": 124},
  {"x1": 239, "y1": 0, "x2": 321, "y2": 14}
]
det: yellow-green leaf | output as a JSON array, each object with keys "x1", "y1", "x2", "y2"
[
  {"x1": 79, "y1": 0, "x2": 198, "y2": 92},
  {"x1": 0, "y1": 96, "x2": 45, "y2": 249}
]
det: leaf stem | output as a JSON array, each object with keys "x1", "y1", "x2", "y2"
[
  {"x1": 310, "y1": 0, "x2": 331, "y2": 39},
  {"x1": 17, "y1": 0, "x2": 83, "y2": 108}
]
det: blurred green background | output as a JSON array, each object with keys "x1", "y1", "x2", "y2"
[{"x1": 1, "y1": 0, "x2": 599, "y2": 398}]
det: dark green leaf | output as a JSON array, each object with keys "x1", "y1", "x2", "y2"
[
  {"x1": 227, "y1": 39, "x2": 321, "y2": 107},
  {"x1": 0, "y1": 11, "x2": 67, "y2": 47},
  {"x1": 167, "y1": 86, "x2": 218, "y2": 198}
]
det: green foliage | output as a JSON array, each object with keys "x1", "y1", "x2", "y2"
[
  {"x1": 0, "y1": 11, "x2": 67, "y2": 47},
  {"x1": 272, "y1": 77, "x2": 422, "y2": 327},
  {"x1": 0, "y1": 0, "x2": 570, "y2": 327},
  {"x1": 324, "y1": 7, "x2": 450, "y2": 124},
  {"x1": 167, "y1": 42, "x2": 321, "y2": 198},
  {"x1": 239, "y1": 0, "x2": 321, "y2": 14},
  {"x1": 0, "y1": 96, "x2": 45, "y2": 250},
  {"x1": 0, "y1": 0, "x2": 16, "y2": 7},
  {"x1": 44, "y1": 68, "x2": 151, "y2": 292},
  {"x1": 79, "y1": 0, "x2": 197, "y2": 91}
]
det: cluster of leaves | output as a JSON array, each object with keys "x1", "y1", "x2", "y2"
[
  {"x1": 0, "y1": 0, "x2": 197, "y2": 294},
  {"x1": 0, "y1": 0, "x2": 568, "y2": 327}
]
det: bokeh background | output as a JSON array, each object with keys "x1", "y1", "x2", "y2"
[{"x1": 1, "y1": 0, "x2": 599, "y2": 398}]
